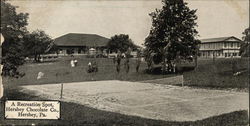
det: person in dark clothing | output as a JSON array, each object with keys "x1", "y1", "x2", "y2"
[
  {"x1": 92, "y1": 61, "x2": 98, "y2": 72},
  {"x1": 113, "y1": 56, "x2": 116, "y2": 64},
  {"x1": 136, "y1": 51, "x2": 141, "y2": 73},
  {"x1": 117, "y1": 55, "x2": 121, "y2": 65},
  {"x1": 124, "y1": 56, "x2": 129, "y2": 73},
  {"x1": 116, "y1": 52, "x2": 122, "y2": 73}
]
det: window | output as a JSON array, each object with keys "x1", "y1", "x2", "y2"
[
  {"x1": 224, "y1": 43, "x2": 227, "y2": 48},
  {"x1": 231, "y1": 43, "x2": 233, "y2": 47},
  {"x1": 237, "y1": 43, "x2": 240, "y2": 47},
  {"x1": 225, "y1": 53, "x2": 227, "y2": 57},
  {"x1": 78, "y1": 48, "x2": 82, "y2": 54}
]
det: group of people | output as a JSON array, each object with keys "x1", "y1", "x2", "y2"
[
  {"x1": 70, "y1": 58, "x2": 98, "y2": 73},
  {"x1": 87, "y1": 61, "x2": 98, "y2": 73},
  {"x1": 113, "y1": 52, "x2": 123, "y2": 73},
  {"x1": 70, "y1": 59, "x2": 78, "y2": 67},
  {"x1": 69, "y1": 50, "x2": 142, "y2": 75},
  {"x1": 112, "y1": 51, "x2": 142, "y2": 73},
  {"x1": 162, "y1": 61, "x2": 177, "y2": 73}
]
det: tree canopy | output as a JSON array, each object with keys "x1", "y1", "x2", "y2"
[
  {"x1": 23, "y1": 30, "x2": 53, "y2": 62},
  {"x1": 144, "y1": 0, "x2": 200, "y2": 65},
  {"x1": 107, "y1": 34, "x2": 138, "y2": 53},
  {"x1": 1, "y1": 0, "x2": 29, "y2": 77},
  {"x1": 239, "y1": 27, "x2": 250, "y2": 57},
  {"x1": 1, "y1": 1, "x2": 53, "y2": 77}
]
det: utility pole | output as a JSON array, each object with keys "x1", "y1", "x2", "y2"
[{"x1": 60, "y1": 83, "x2": 63, "y2": 99}]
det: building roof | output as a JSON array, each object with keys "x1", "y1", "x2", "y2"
[
  {"x1": 201, "y1": 36, "x2": 242, "y2": 43},
  {"x1": 54, "y1": 33, "x2": 110, "y2": 47}
]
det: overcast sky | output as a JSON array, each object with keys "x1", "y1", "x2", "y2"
[{"x1": 10, "y1": 0, "x2": 249, "y2": 46}]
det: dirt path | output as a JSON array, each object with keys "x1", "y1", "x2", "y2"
[{"x1": 21, "y1": 80, "x2": 249, "y2": 121}]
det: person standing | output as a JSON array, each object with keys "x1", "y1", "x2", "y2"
[
  {"x1": 88, "y1": 61, "x2": 92, "y2": 73},
  {"x1": 172, "y1": 61, "x2": 176, "y2": 73},
  {"x1": 87, "y1": 61, "x2": 95, "y2": 80},
  {"x1": 71, "y1": 59, "x2": 75, "y2": 67},
  {"x1": 74, "y1": 59, "x2": 78, "y2": 66},
  {"x1": 136, "y1": 51, "x2": 141, "y2": 73},
  {"x1": 124, "y1": 55, "x2": 130, "y2": 73},
  {"x1": 116, "y1": 51, "x2": 122, "y2": 73},
  {"x1": 92, "y1": 61, "x2": 98, "y2": 72},
  {"x1": 113, "y1": 56, "x2": 116, "y2": 64}
]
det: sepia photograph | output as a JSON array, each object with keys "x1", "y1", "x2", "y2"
[{"x1": 0, "y1": 0, "x2": 249, "y2": 125}]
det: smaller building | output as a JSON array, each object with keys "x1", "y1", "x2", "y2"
[
  {"x1": 54, "y1": 33, "x2": 110, "y2": 56},
  {"x1": 199, "y1": 36, "x2": 242, "y2": 58}
]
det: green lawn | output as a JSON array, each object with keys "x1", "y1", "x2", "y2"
[
  {"x1": 3, "y1": 57, "x2": 174, "y2": 88},
  {"x1": 3, "y1": 57, "x2": 249, "y2": 93},
  {"x1": 183, "y1": 58, "x2": 249, "y2": 89},
  {"x1": 1, "y1": 56, "x2": 249, "y2": 125}
]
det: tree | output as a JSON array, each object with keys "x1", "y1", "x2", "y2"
[
  {"x1": 1, "y1": 0, "x2": 29, "y2": 77},
  {"x1": 239, "y1": 27, "x2": 250, "y2": 57},
  {"x1": 144, "y1": 0, "x2": 200, "y2": 71},
  {"x1": 23, "y1": 30, "x2": 53, "y2": 62},
  {"x1": 45, "y1": 41, "x2": 58, "y2": 55},
  {"x1": 107, "y1": 34, "x2": 137, "y2": 53}
]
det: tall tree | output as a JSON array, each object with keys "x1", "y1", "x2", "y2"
[
  {"x1": 1, "y1": 0, "x2": 29, "y2": 77},
  {"x1": 23, "y1": 30, "x2": 53, "y2": 62},
  {"x1": 144, "y1": 0, "x2": 200, "y2": 70},
  {"x1": 239, "y1": 27, "x2": 250, "y2": 57},
  {"x1": 107, "y1": 34, "x2": 137, "y2": 53}
]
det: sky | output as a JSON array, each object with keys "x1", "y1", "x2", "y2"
[{"x1": 10, "y1": 0, "x2": 249, "y2": 46}]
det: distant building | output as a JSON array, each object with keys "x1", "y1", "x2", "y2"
[
  {"x1": 199, "y1": 36, "x2": 243, "y2": 58},
  {"x1": 54, "y1": 33, "x2": 110, "y2": 55}
]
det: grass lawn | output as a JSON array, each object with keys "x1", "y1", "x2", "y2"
[
  {"x1": 0, "y1": 87, "x2": 248, "y2": 126},
  {"x1": 3, "y1": 56, "x2": 248, "y2": 90},
  {"x1": 3, "y1": 57, "x2": 174, "y2": 87},
  {"x1": 183, "y1": 58, "x2": 249, "y2": 89},
  {"x1": 1, "y1": 56, "x2": 249, "y2": 125}
]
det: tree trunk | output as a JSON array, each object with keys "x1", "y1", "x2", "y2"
[
  {"x1": 34, "y1": 54, "x2": 37, "y2": 62},
  {"x1": 195, "y1": 52, "x2": 198, "y2": 69},
  {"x1": 162, "y1": 53, "x2": 166, "y2": 75},
  {"x1": 38, "y1": 54, "x2": 41, "y2": 62}
]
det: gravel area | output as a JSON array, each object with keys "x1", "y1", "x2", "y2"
[{"x1": 21, "y1": 80, "x2": 249, "y2": 121}]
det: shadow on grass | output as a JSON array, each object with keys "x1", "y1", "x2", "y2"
[
  {"x1": 219, "y1": 68, "x2": 248, "y2": 76},
  {"x1": 183, "y1": 58, "x2": 249, "y2": 89},
  {"x1": 145, "y1": 66, "x2": 195, "y2": 75},
  {"x1": 0, "y1": 88, "x2": 248, "y2": 126}
]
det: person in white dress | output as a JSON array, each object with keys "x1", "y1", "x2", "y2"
[
  {"x1": 71, "y1": 59, "x2": 75, "y2": 67},
  {"x1": 74, "y1": 59, "x2": 78, "y2": 66}
]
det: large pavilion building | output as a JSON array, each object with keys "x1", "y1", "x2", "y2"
[
  {"x1": 199, "y1": 36, "x2": 243, "y2": 58},
  {"x1": 54, "y1": 33, "x2": 110, "y2": 55}
]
